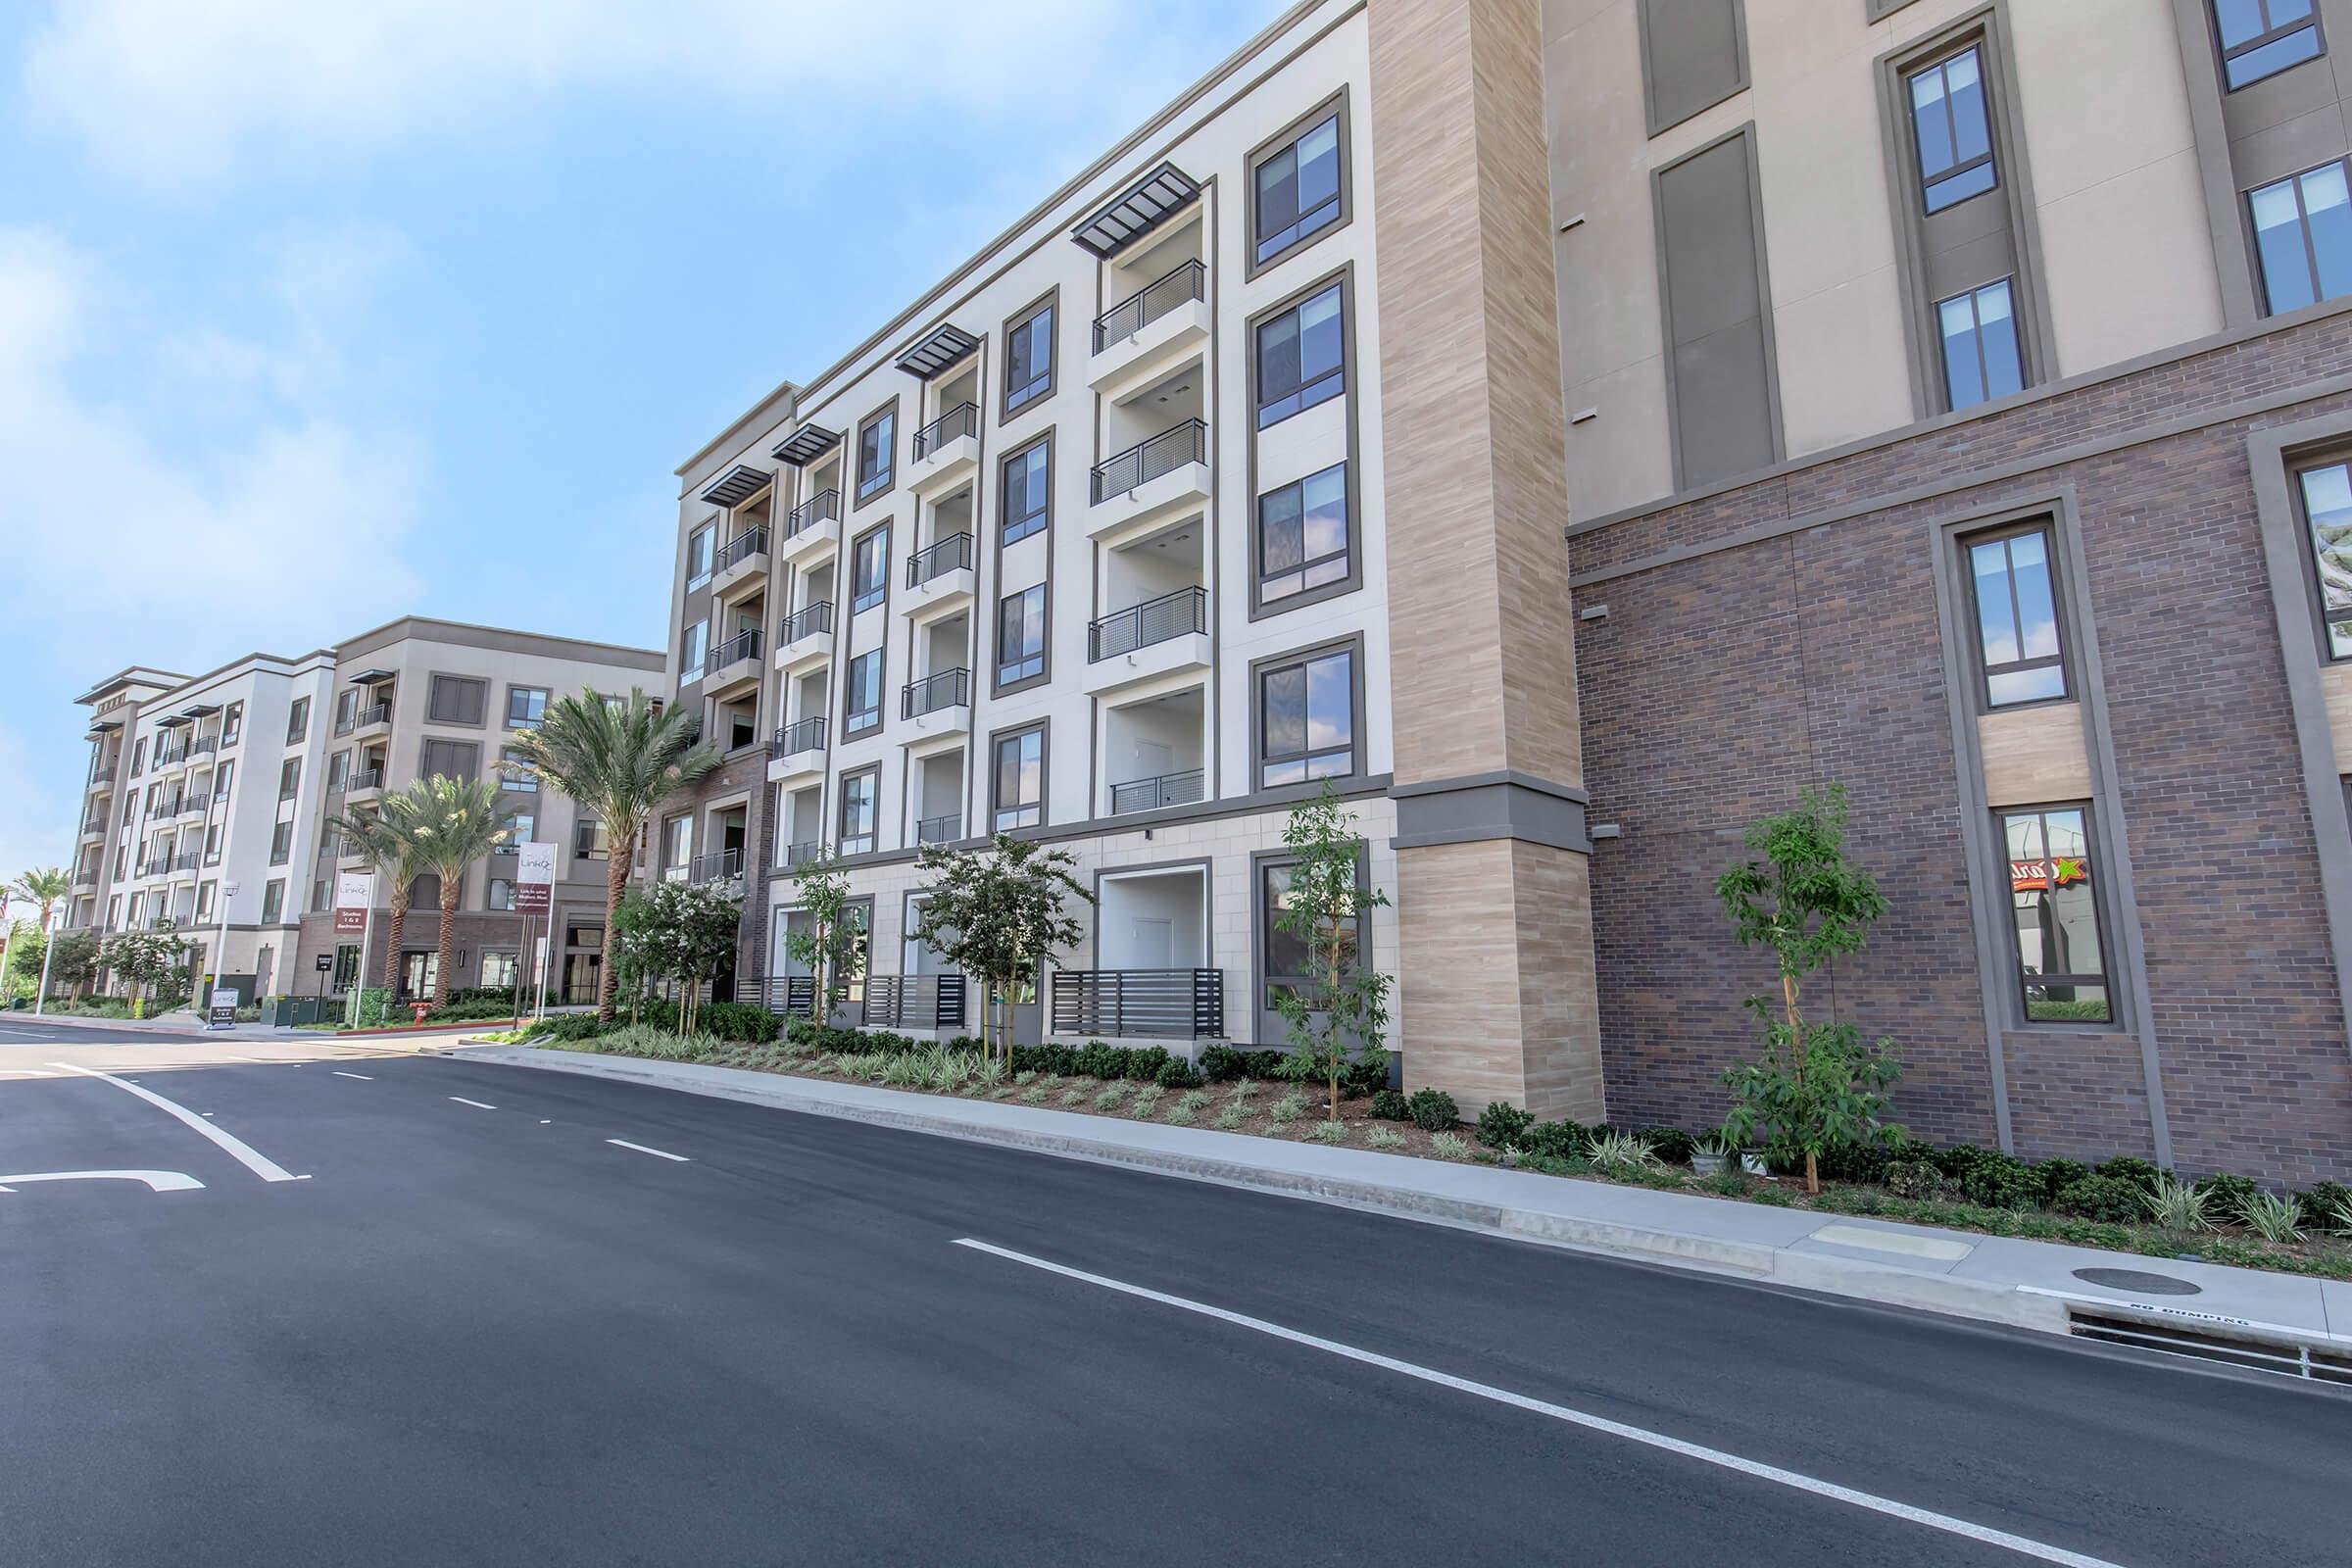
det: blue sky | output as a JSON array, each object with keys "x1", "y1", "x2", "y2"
[{"x1": 0, "y1": 0, "x2": 1276, "y2": 885}]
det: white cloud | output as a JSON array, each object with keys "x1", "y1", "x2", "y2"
[{"x1": 19, "y1": 0, "x2": 1221, "y2": 190}]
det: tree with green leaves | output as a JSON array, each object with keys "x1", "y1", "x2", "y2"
[
  {"x1": 638, "y1": 876, "x2": 743, "y2": 1036},
  {"x1": 325, "y1": 802, "x2": 423, "y2": 993},
  {"x1": 607, "y1": 888, "x2": 663, "y2": 1022},
  {"x1": 399, "y1": 774, "x2": 519, "y2": 1005},
  {"x1": 909, "y1": 833, "x2": 1092, "y2": 1072},
  {"x1": 504, "y1": 688, "x2": 721, "y2": 1022},
  {"x1": 783, "y1": 846, "x2": 862, "y2": 1027},
  {"x1": 46, "y1": 927, "x2": 101, "y2": 1000},
  {"x1": 102, "y1": 925, "x2": 190, "y2": 1017},
  {"x1": 1270, "y1": 782, "x2": 1393, "y2": 1121},
  {"x1": 1714, "y1": 782, "x2": 1904, "y2": 1194},
  {"x1": 1, "y1": 920, "x2": 41, "y2": 1004},
  {"x1": 10, "y1": 867, "x2": 70, "y2": 932}
]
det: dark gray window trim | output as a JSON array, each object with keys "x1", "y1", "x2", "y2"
[
  {"x1": 1866, "y1": 0, "x2": 1920, "y2": 17},
  {"x1": 837, "y1": 765, "x2": 882, "y2": 857},
  {"x1": 1876, "y1": 4, "x2": 2055, "y2": 420},
  {"x1": 842, "y1": 645, "x2": 887, "y2": 740},
  {"x1": 998, "y1": 429, "x2": 1054, "y2": 551},
  {"x1": 1247, "y1": 261, "x2": 1361, "y2": 622},
  {"x1": 503, "y1": 683, "x2": 552, "y2": 729},
  {"x1": 998, "y1": 286, "x2": 1059, "y2": 427},
  {"x1": 2240, "y1": 156, "x2": 2352, "y2": 318},
  {"x1": 424, "y1": 671, "x2": 490, "y2": 729},
  {"x1": 988, "y1": 719, "x2": 1050, "y2": 832},
  {"x1": 1248, "y1": 259, "x2": 1353, "y2": 434},
  {"x1": 1248, "y1": 630, "x2": 1367, "y2": 792},
  {"x1": 416, "y1": 735, "x2": 482, "y2": 783},
  {"x1": 854, "y1": 396, "x2": 900, "y2": 510},
  {"x1": 2171, "y1": 0, "x2": 2269, "y2": 329},
  {"x1": 1649, "y1": 122, "x2": 1787, "y2": 489},
  {"x1": 2285, "y1": 443, "x2": 2352, "y2": 662},
  {"x1": 1088, "y1": 855, "x2": 1214, "y2": 970},
  {"x1": 1988, "y1": 797, "x2": 2120, "y2": 1022},
  {"x1": 1956, "y1": 515, "x2": 2079, "y2": 714},
  {"x1": 1639, "y1": 0, "x2": 1752, "y2": 138},
  {"x1": 2203, "y1": 0, "x2": 2330, "y2": 94},
  {"x1": 1247, "y1": 841, "x2": 1370, "y2": 1049},
  {"x1": 849, "y1": 519, "x2": 893, "y2": 617},
  {"x1": 685, "y1": 519, "x2": 717, "y2": 590},
  {"x1": 1245, "y1": 84, "x2": 1353, "y2": 281},
  {"x1": 992, "y1": 580, "x2": 1053, "y2": 699}
]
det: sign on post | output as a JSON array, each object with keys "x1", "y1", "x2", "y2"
[
  {"x1": 334, "y1": 871, "x2": 375, "y2": 934},
  {"x1": 514, "y1": 842, "x2": 556, "y2": 914},
  {"x1": 207, "y1": 986, "x2": 238, "y2": 1030}
]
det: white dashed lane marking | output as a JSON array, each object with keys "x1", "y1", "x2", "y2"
[
  {"x1": 449, "y1": 1098, "x2": 496, "y2": 1110},
  {"x1": 607, "y1": 1140, "x2": 689, "y2": 1162},
  {"x1": 331, "y1": 1072, "x2": 373, "y2": 1081}
]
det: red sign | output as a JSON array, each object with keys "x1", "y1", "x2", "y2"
[{"x1": 2010, "y1": 855, "x2": 2089, "y2": 893}]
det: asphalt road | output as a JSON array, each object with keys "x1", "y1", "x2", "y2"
[{"x1": 3, "y1": 1016, "x2": 2347, "y2": 1567}]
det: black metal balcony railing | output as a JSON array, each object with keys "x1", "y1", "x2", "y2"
[
  {"x1": 1092, "y1": 418, "x2": 1207, "y2": 502},
  {"x1": 354, "y1": 764, "x2": 386, "y2": 792},
  {"x1": 902, "y1": 667, "x2": 971, "y2": 720},
  {"x1": 359, "y1": 700, "x2": 393, "y2": 727},
  {"x1": 172, "y1": 852, "x2": 202, "y2": 873},
  {"x1": 155, "y1": 792, "x2": 183, "y2": 816},
  {"x1": 779, "y1": 599, "x2": 834, "y2": 647},
  {"x1": 906, "y1": 531, "x2": 973, "y2": 588},
  {"x1": 783, "y1": 840, "x2": 823, "y2": 868},
  {"x1": 689, "y1": 847, "x2": 744, "y2": 884},
  {"x1": 862, "y1": 974, "x2": 967, "y2": 1032},
  {"x1": 89, "y1": 765, "x2": 118, "y2": 788},
  {"x1": 911, "y1": 402, "x2": 978, "y2": 462},
  {"x1": 784, "y1": 487, "x2": 840, "y2": 540},
  {"x1": 1051, "y1": 968, "x2": 1224, "y2": 1040},
  {"x1": 718, "y1": 524, "x2": 769, "y2": 571},
  {"x1": 915, "y1": 812, "x2": 963, "y2": 846},
  {"x1": 772, "y1": 716, "x2": 827, "y2": 759},
  {"x1": 154, "y1": 747, "x2": 185, "y2": 768},
  {"x1": 710, "y1": 627, "x2": 761, "y2": 670},
  {"x1": 179, "y1": 792, "x2": 212, "y2": 816},
  {"x1": 190, "y1": 734, "x2": 219, "y2": 756},
  {"x1": 1094, "y1": 258, "x2": 1206, "y2": 351},
  {"x1": 762, "y1": 974, "x2": 818, "y2": 1017},
  {"x1": 1109, "y1": 768, "x2": 1205, "y2": 816},
  {"x1": 1089, "y1": 585, "x2": 1208, "y2": 662}
]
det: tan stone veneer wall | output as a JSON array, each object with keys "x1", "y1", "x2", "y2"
[{"x1": 1368, "y1": 0, "x2": 1604, "y2": 1117}]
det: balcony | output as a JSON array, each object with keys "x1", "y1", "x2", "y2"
[
  {"x1": 335, "y1": 835, "x2": 370, "y2": 863},
  {"x1": 781, "y1": 840, "x2": 823, "y2": 869},
  {"x1": 712, "y1": 523, "x2": 771, "y2": 597},
  {"x1": 172, "y1": 851, "x2": 203, "y2": 875},
  {"x1": 87, "y1": 765, "x2": 117, "y2": 793},
  {"x1": 1089, "y1": 418, "x2": 1209, "y2": 540},
  {"x1": 767, "y1": 716, "x2": 828, "y2": 785},
  {"x1": 153, "y1": 791, "x2": 183, "y2": 817},
  {"x1": 688, "y1": 847, "x2": 744, "y2": 885},
  {"x1": 772, "y1": 599, "x2": 836, "y2": 673},
  {"x1": 347, "y1": 765, "x2": 385, "y2": 800},
  {"x1": 1050, "y1": 968, "x2": 1224, "y2": 1041},
  {"x1": 1108, "y1": 768, "x2": 1205, "y2": 816},
  {"x1": 1083, "y1": 586, "x2": 1210, "y2": 695},
  {"x1": 707, "y1": 627, "x2": 763, "y2": 700},
  {"x1": 353, "y1": 699, "x2": 394, "y2": 738},
  {"x1": 778, "y1": 487, "x2": 841, "y2": 567},
  {"x1": 906, "y1": 402, "x2": 980, "y2": 495},
  {"x1": 761, "y1": 974, "x2": 818, "y2": 1017},
  {"x1": 903, "y1": 532, "x2": 975, "y2": 617},
  {"x1": 72, "y1": 869, "x2": 99, "y2": 894},
  {"x1": 915, "y1": 811, "x2": 964, "y2": 846},
  {"x1": 79, "y1": 816, "x2": 108, "y2": 844},
  {"x1": 901, "y1": 667, "x2": 971, "y2": 747},
  {"x1": 1092, "y1": 259, "x2": 1209, "y2": 396},
  {"x1": 176, "y1": 791, "x2": 213, "y2": 819},
  {"x1": 189, "y1": 734, "x2": 220, "y2": 758},
  {"x1": 862, "y1": 973, "x2": 967, "y2": 1033}
]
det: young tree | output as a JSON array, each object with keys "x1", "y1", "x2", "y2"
[
  {"x1": 1715, "y1": 783, "x2": 1904, "y2": 1194},
  {"x1": 102, "y1": 926, "x2": 191, "y2": 1016},
  {"x1": 782, "y1": 847, "x2": 862, "y2": 1027},
  {"x1": 909, "y1": 833, "x2": 1092, "y2": 1072},
  {"x1": 1270, "y1": 782, "x2": 1394, "y2": 1120},
  {"x1": 607, "y1": 889, "x2": 664, "y2": 1023},
  {"x1": 505, "y1": 688, "x2": 721, "y2": 1022},
  {"x1": 46, "y1": 928, "x2": 101, "y2": 999},
  {"x1": 400, "y1": 774, "x2": 518, "y2": 1004},
  {"x1": 1, "y1": 920, "x2": 41, "y2": 1004},
  {"x1": 325, "y1": 803, "x2": 422, "y2": 993},
  {"x1": 646, "y1": 876, "x2": 744, "y2": 1037}
]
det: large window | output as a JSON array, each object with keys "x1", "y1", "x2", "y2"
[
  {"x1": 1257, "y1": 463, "x2": 1349, "y2": 605},
  {"x1": 1004, "y1": 299, "x2": 1054, "y2": 416},
  {"x1": 2250, "y1": 160, "x2": 2352, "y2": 315},
  {"x1": 488, "y1": 877, "x2": 516, "y2": 912},
  {"x1": 278, "y1": 758, "x2": 301, "y2": 801},
  {"x1": 1252, "y1": 110, "x2": 1343, "y2": 268},
  {"x1": 270, "y1": 820, "x2": 292, "y2": 865},
  {"x1": 680, "y1": 618, "x2": 709, "y2": 681},
  {"x1": 1936, "y1": 278, "x2": 2024, "y2": 411},
  {"x1": 844, "y1": 650, "x2": 883, "y2": 737},
  {"x1": 997, "y1": 585, "x2": 1047, "y2": 689},
  {"x1": 327, "y1": 749, "x2": 350, "y2": 792},
  {"x1": 427, "y1": 674, "x2": 487, "y2": 726},
  {"x1": 2214, "y1": 0, "x2": 2324, "y2": 90},
  {"x1": 574, "y1": 814, "x2": 610, "y2": 861},
  {"x1": 286, "y1": 697, "x2": 309, "y2": 744},
  {"x1": 221, "y1": 702, "x2": 243, "y2": 747},
  {"x1": 1908, "y1": 45, "x2": 1995, "y2": 214},
  {"x1": 1002, "y1": 439, "x2": 1050, "y2": 546},
  {"x1": 260, "y1": 879, "x2": 284, "y2": 923},
  {"x1": 1258, "y1": 646, "x2": 1354, "y2": 788},
  {"x1": 1965, "y1": 524, "x2": 2067, "y2": 706},
  {"x1": 2002, "y1": 806, "x2": 2111, "y2": 1024},
  {"x1": 1261, "y1": 858, "x2": 1358, "y2": 1011},
  {"x1": 506, "y1": 686, "x2": 549, "y2": 729},
  {"x1": 858, "y1": 406, "x2": 896, "y2": 501},
  {"x1": 839, "y1": 769, "x2": 878, "y2": 856},
  {"x1": 851, "y1": 526, "x2": 890, "y2": 613},
  {"x1": 1256, "y1": 282, "x2": 1344, "y2": 428},
  {"x1": 500, "y1": 747, "x2": 537, "y2": 791},
  {"x1": 2296, "y1": 460, "x2": 2352, "y2": 657},
  {"x1": 686, "y1": 523, "x2": 714, "y2": 588},
  {"x1": 420, "y1": 737, "x2": 479, "y2": 783},
  {"x1": 481, "y1": 951, "x2": 519, "y2": 990},
  {"x1": 993, "y1": 727, "x2": 1044, "y2": 831}
]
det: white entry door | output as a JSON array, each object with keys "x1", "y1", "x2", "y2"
[{"x1": 1130, "y1": 916, "x2": 1174, "y2": 969}]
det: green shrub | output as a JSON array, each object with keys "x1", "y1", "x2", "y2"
[
  {"x1": 2054, "y1": 1174, "x2": 2143, "y2": 1223},
  {"x1": 1522, "y1": 1120, "x2": 1588, "y2": 1161},
  {"x1": 2196, "y1": 1172, "x2": 2262, "y2": 1215},
  {"x1": 1475, "y1": 1101, "x2": 1533, "y2": 1149},
  {"x1": 1886, "y1": 1157, "x2": 1942, "y2": 1200},
  {"x1": 1198, "y1": 1043, "x2": 1246, "y2": 1082},
  {"x1": 1933, "y1": 1143, "x2": 1994, "y2": 1182},
  {"x1": 1751, "y1": 1187, "x2": 1792, "y2": 1206},
  {"x1": 1211, "y1": 1105, "x2": 1246, "y2": 1131},
  {"x1": 1588, "y1": 1130, "x2": 1662, "y2": 1178},
  {"x1": 1642, "y1": 1127, "x2": 1698, "y2": 1167},
  {"x1": 2299, "y1": 1180, "x2": 2352, "y2": 1229},
  {"x1": 2034, "y1": 1158, "x2": 2090, "y2": 1205},
  {"x1": 1365, "y1": 1125, "x2": 1408, "y2": 1151},
  {"x1": 1427, "y1": 1131, "x2": 1469, "y2": 1159},
  {"x1": 2096, "y1": 1155, "x2": 2163, "y2": 1196},
  {"x1": 602, "y1": 1024, "x2": 718, "y2": 1061},
  {"x1": 1960, "y1": 1152, "x2": 2044, "y2": 1211},
  {"x1": 1154, "y1": 1054, "x2": 1204, "y2": 1090},
  {"x1": 1308, "y1": 1120, "x2": 1348, "y2": 1146},
  {"x1": 694, "y1": 1003, "x2": 783, "y2": 1043},
  {"x1": 2237, "y1": 1190, "x2": 2307, "y2": 1244},
  {"x1": 2141, "y1": 1175, "x2": 2213, "y2": 1234},
  {"x1": 1369, "y1": 1088, "x2": 1410, "y2": 1121},
  {"x1": 1075, "y1": 1041, "x2": 1128, "y2": 1081},
  {"x1": 526, "y1": 1012, "x2": 607, "y2": 1042},
  {"x1": 1127, "y1": 1046, "x2": 1174, "y2": 1083},
  {"x1": 1814, "y1": 1138, "x2": 1895, "y2": 1185},
  {"x1": 1269, "y1": 1092, "x2": 1309, "y2": 1124},
  {"x1": 1404, "y1": 1087, "x2": 1458, "y2": 1133}
]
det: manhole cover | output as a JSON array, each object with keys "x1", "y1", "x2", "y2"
[{"x1": 2072, "y1": 1266, "x2": 2202, "y2": 1297}]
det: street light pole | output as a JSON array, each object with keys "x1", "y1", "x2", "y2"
[{"x1": 34, "y1": 906, "x2": 61, "y2": 1016}]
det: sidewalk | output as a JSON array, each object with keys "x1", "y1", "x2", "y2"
[
  {"x1": 21, "y1": 1010, "x2": 494, "y2": 1045},
  {"x1": 460, "y1": 1042, "x2": 2352, "y2": 1371}
]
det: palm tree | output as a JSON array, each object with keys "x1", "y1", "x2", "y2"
[
  {"x1": 506, "y1": 688, "x2": 720, "y2": 1021},
  {"x1": 10, "y1": 867, "x2": 70, "y2": 930},
  {"x1": 324, "y1": 803, "x2": 421, "y2": 996},
  {"x1": 401, "y1": 775, "x2": 518, "y2": 1005}
]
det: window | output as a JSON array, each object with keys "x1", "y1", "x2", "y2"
[
  {"x1": 993, "y1": 727, "x2": 1044, "y2": 830},
  {"x1": 997, "y1": 585, "x2": 1047, "y2": 688},
  {"x1": 481, "y1": 951, "x2": 519, "y2": 990},
  {"x1": 506, "y1": 686, "x2": 550, "y2": 728},
  {"x1": 1004, "y1": 299, "x2": 1054, "y2": 416},
  {"x1": 505, "y1": 811, "x2": 536, "y2": 849},
  {"x1": 1259, "y1": 646, "x2": 1354, "y2": 787},
  {"x1": 488, "y1": 877, "x2": 516, "y2": 912},
  {"x1": 686, "y1": 523, "x2": 715, "y2": 588},
  {"x1": 2214, "y1": 0, "x2": 2324, "y2": 89},
  {"x1": 839, "y1": 769, "x2": 878, "y2": 856},
  {"x1": 844, "y1": 650, "x2": 884, "y2": 737},
  {"x1": 661, "y1": 815, "x2": 693, "y2": 872},
  {"x1": 221, "y1": 702, "x2": 242, "y2": 746},
  {"x1": 214, "y1": 760, "x2": 234, "y2": 802},
  {"x1": 501, "y1": 747, "x2": 537, "y2": 791},
  {"x1": 1262, "y1": 858, "x2": 1359, "y2": 1010},
  {"x1": 1002, "y1": 439, "x2": 1050, "y2": 546},
  {"x1": 196, "y1": 881, "x2": 217, "y2": 923},
  {"x1": 204, "y1": 822, "x2": 223, "y2": 865},
  {"x1": 270, "y1": 820, "x2": 292, "y2": 865},
  {"x1": 858, "y1": 405, "x2": 896, "y2": 501},
  {"x1": 1258, "y1": 463, "x2": 1349, "y2": 605},
  {"x1": 1936, "y1": 278, "x2": 2024, "y2": 410},
  {"x1": 426, "y1": 674, "x2": 487, "y2": 726},
  {"x1": 261, "y1": 880, "x2": 284, "y2": 923},
  {"x1": 2296, "y1": 461, "x2": 2352, "y2": 657},
  {"x1": 1252, "y1": 110, "x2": 1342, "y2": 268},
  {"x1": 312, "y1": 879, "x2": 330, "y2": 914},
  {"x1": 279, "y1": 758, "x2": 301, "y2": 800},
  {"x1": 1965, "y1": 524, "x2": 2067, "y2": 706},
  {"x1": 1256, "y1": 282, "x2": 1344, "y2": 428},
  {"x1": 574, "y1": 814, "x2": 611, "y2": 861},
  {"x1": 131, "y1": 738, "x2": 147, "y2": 775},
  {"x1": 851, "y1": 526, "x2": 890, "y2": 613},
  {"x1": 1908, "y1": 45, "x2": 1995, "y2": 213},
  {"x1": 106, "y1": 895, "x2": 121, "y2": 931},
  {"x1": 327, "y1": 750, "x2": 351, "y2": 792},
  {"x1": 286, "y1": 697, "x2": 309, "y2": 744},
  {"x1": 334, "y1": 689, "x2": 357, "y2": 733},
  {"x1": 680, "y1": 618, "x2": 709, "y2": 681},
  {"x1": 2002, "y1": 807, "x2": 2112, "y2": 1024},
  {"x1": 2250, "y1": 161, "x2": 2352, "y2": 315},
  {"x1": 420, "y1": 737, "x2": 479, "y2": 783}
]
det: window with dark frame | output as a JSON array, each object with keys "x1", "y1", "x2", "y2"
[
  {"x1": 997, "y1": 585, "x2": 1046, "y2": 687},
  {"x1": 1256, "y1": 282, "x2": 1344, "y2": 428},
  {"x1": 500, "y1": 746, "x2": 538, "y2": 791},
  {"x1": 2000, "y1": 805, "x2": 2112, "y2": 1024},
  {"x1": 286, "y1": 697, "x2": 309, "y2": 744},
  {"x1": 844, "y1": 650, "x2": 883, "y2": 736},
  {"x1": 858, "y1": 408, "x2": 896, "y2": 500},
  {"x1": 680, "y1": 618, "x2": 709, "y2": 679},
  {"x1": 1002, "y1": 440, "x2": 1049, "y2": 546},
  {"x1": 2249, "y1": 160, "x2": 2352, "y2": 315},
  {"x1": 327, "y1": 749, "x2": 350, "y2": 791},
  {"x1": 1936, "y1": 277, "x2": 2024, "y2": 410},
  {"x1": 270, "y1": 820, "x2": 292, "y2": 864},
  {"x1": 261, "y1": 879, "x2": 285, "y2": 923},
  {"x1": 1907, "y1": 44, "x2": 1996, "y2": 214},
  {"x1": 426, "y1": 674, "x2": 487, "y2": 726},
  {"x1": 1004, "y1": 301, "x2": 1054, "y2": 415},
  {"x1": 420, "y1": 737, "x2": 479, "y2": 782},
  {"x1": 686, "y1": 523, "x2": 714, "y2": 587},
  {"x1": 1257, "y1": 463, "x2": 1348, "y2": 604},
  {"x1": 507, "y1": 686, "x2": 549, "y2": 728},
  {"x1": 1252, "y1": 111, "x2": 1342, "y2": 267},
  {"x1": 574, "y1": 815, "x2": 610, "y2": 860},
  {"x1": 2295, "y1": 459, "x2": 2352, "y2": 657},
  {"x1": 1258, "y1": 647, "x2": 1354, "y2": 788},
  {"x1": 1261, "y1": 858, "x2": 1358, "y2": 1011},
  {"x1": 221, "y1": 702, "x2": 242, "y2": 746},
  {"x1": 851, "y1": 527, "x2": 889, "y2": 612},
  {"x1": 278, "y1": 758, "x2": 301, "y2": 800},
  {"x1": 993, "y1": 727, "x2": 1044, "y2": 831},
  {"x1": 2214, "y1": 0, "x2": 2324, "y2": 89},
  {"x1": 1964, "y1": 523, "x2": 2068, "y2": 706},
  {"x1": 489, "y1": 877, "x2": 516, "y2": 912},
  {"x1": 839, "y1": 770, "x2": 878, "y2": 856}
]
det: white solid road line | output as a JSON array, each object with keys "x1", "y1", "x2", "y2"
[
  {"x1": 606, "y1": 1139, "x2": 689, "y2": 1162},
  {"x1": 331, "y1": 1071, "x2": 373, "y2": 1081},
  {"x1": 48, "y1": 1062, "x2": 303, "y2": 1184},
  {"x1": 0, "y1": 1068, "x2": 60, "y2": 1077},
  {"x1": 953, "y1": 1239, "x2": 2132, "y2": 1568},
  {"x1": 449, "y1": 1097, "x2": 497, "y2": 1110},
  {"x1": 0, "y1": 1169, "x2": 204, "y2": 1194}
]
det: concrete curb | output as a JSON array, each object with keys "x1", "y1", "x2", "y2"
[{"x1": 460, "y1": 1043, "x2": 2075, "y2": 1337}]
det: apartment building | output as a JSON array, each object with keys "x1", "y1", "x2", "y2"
[
  {"x1": 1544, "y1": 0, "x2": 2352, "y2": 1181},
  {"x1": 73, "y1": 617, "x2": 662, "y2": 1006}
]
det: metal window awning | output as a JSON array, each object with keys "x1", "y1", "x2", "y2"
[
  {"x1": 178, "y1": 703, "x2": 220, "y2": 718},
  {"x1": 895, "y1": 323, "x2": 979, "y2": 380},
  {"x1": 87, "y1": 718, "x2": 122, "y2": 733},
  {"x1": 348, "y1": 668, "x2": 395, "y2": 686},
  {"x1": 1071, "y1": 162, "x2": 1200, "y2": 258},
  {"x1": 771, "y1": 424, "x2": 843, "y2": 466},
  {"x1": 699, "y1": 464, "x2": 773, "y2": 509},
  {"x1": 155, "y1": 714, "x2": 190, "y2": 729}
]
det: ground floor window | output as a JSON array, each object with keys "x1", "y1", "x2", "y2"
[
  {"x1": 481, "y1": 951, "x2": 519, "y2": 991},
  {"x1": 402, "y1": 950, "x2": 440, "y2": 1000},
  {"x1": 2001, "y1": 805, "x2": 2111, "y2": 1024}
]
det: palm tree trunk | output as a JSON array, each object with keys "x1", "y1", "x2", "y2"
[
  {"x1": 434, "y1": 877, "x2": 459, "y2": 1005},
  {"x1": 383, "y1": 884, "x2": 409, "y2": 995},
  {"x1": 598, "y1": 837, "x2": 632, "y2": 1023}
]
